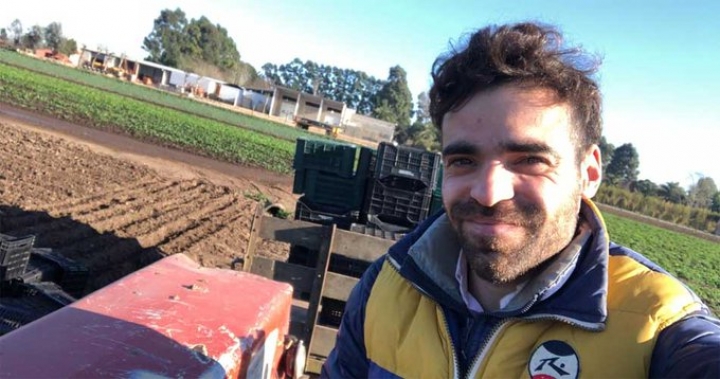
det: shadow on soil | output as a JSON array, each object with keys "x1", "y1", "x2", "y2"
[{"x1": 0, "y1": 204, "x2": 165, "y2": 296}]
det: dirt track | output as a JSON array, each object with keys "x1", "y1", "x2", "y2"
[{"x1": 0, "y1": 105, "x2": 297, "y2": 294}]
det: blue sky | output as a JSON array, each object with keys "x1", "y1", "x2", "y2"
[{"x1": 3, "y1": 0, "x2": 718, "y2": 189}]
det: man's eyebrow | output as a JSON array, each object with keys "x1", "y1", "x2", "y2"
[
  {"x1": 501, "y1": 141, "x2": 562, "y2": 161},
  {"x1": 442, "y1": 141, "x2": 477, "y2": 156},
  {"x1": 442, "y1": 141, "x2": 562, "y2": 161}
]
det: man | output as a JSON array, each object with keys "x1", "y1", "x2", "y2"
[{"x1": 322, "y1": 22, "x2": 720, "y2": 378}]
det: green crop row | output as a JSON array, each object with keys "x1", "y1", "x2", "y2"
[
  {"x1": 0, "y1": 49, "x2": 328, "y2": 143},
  {"x1": 0, "y1": 62, "x2": 295, "y2": 173},
  {"x1": 604, "y1": 212, "x2": 720, "y2": 315}
]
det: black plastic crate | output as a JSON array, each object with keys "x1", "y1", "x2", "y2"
[
  {"x1": 330, "y1": 254, "x2": 371, "y2": 278},
  {"x1": 373, "y1": 143, "x2": 441, "y2": 192},
  {"x1": 0, "y1": 281, "x2": 75, "y2": 336},
  {"x1": 295, "y1": 197, "x2": 359, "y2": 230},
  {"x1": 0, "y1": 306, "x2": 33, "y2": 336},
  {"x1": 18, "y1": 268, "x2": 44, "y2": 284},
  {"x1": 364, "y1": 214, "x2": 414, "y2": 234},
  {"x1": 318, "y1": 297, "x2": 346, "y2": 327},
  {"x1": 362, "y1": 180, "x2": 433, "y2": 228},
  {"x1": 287, "y1": 244, "x2": 314, "y2": 267},
  {"x1": 349, "y1": 223, "x2": 405, "y2": 241},
  {"x1": 0, "y1": 234, "x2": 35, "y2": 282},
  {"x1": 30, "y1": 248, "x2": 89, "y2": 298},
  {"x1": 30, "y1": 281, "x2": 77, "y2": 305},
  {"x1": 287, "y1": 245, "x2": 371, "y2": 278},
  {"x1": 23, "y1": 252, "x2": 60, "y2": 284},
  {"x1": 293, "y1": 139, "x2": 359, "y2": 178}
]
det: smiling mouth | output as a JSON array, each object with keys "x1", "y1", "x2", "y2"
[{"x1": 465, "y1": 217, "x2": 521, "y2": 227}]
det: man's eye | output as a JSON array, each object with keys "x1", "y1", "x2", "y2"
[
  {"x1": 516, "y1": 156, "x2": 547, "y2": 165},
  {"x1": 446, "y1": 157, "x2": 474, "y2": 167}
]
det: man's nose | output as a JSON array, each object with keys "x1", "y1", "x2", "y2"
[{"x1": 469, "y1": 162, "x2": 514, "y2": 207}]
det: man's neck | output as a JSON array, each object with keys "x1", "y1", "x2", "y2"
[{"x1": 467, "y1": 273, "x2": 528, "y2": 312}]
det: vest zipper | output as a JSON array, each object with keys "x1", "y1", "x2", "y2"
[
  {"x1": 441, "y1": 308, "x2": 461, "y2": 379},
  {"x1": 464, "y1": 319, "x2": 509, "y2": 378},
  {"x1": 387, "y1": 256, "x2": 461, "y2": 379}
]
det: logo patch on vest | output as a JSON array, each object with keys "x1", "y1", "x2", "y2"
[{"x1": 528, "y1": 340, "x2": 579, "y2": 379}]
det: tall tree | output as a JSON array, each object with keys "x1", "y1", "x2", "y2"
[
  {"x1": 373, "y1": 65, "x2": 413, "y2": 140},
  {"x1": 415, "y1": 91, "x2": 431, "y2": 124},
  {"x1": 659, "y1": 182, "x2": 686, "y2": 204},
  {"x1": 142, "y1": 8, "x2": 249, "y2": 84},
  {"x1": 0, "y1": 29, "x2": 7, "y2": 45},
  {"x1": 44, "y1": 22, "x2": 63, "y2": 51},
  {"x1": 631, "y1": 179, "x2": 659, "y2": 197},
  {"x1": 303, "y1": 60, "x2": 321, "y2": 95},
  {"x1": 232, "y1": 61, "x2": 258, "y2": 86},
  {"x1": 183, "y1": 16, "x2": 240, "y2": 71},
  {"x1": 9, "y1": 19, "x2": 22, "y2": 46},
  {"x1": 711, "y1": 192, "x2": 720, "y2": 213},
  {"x1": 401, "y1": 91, "x2": 440, "y2": 150},
  {"x1": 687, "y1": 176, "x2": 718, "y2": 209},
  {"x1": 599, "y1": 136, "x2": 615, "y2": 175},
  {"x1": 605, "y1": 143, "x2": 639, "y2": 186},
  {"x1": 21, "y1": 25, "x2": 44, "y2": 50},
  {"x1": 142, "y1": 8, "x2": 189, "y2": 68},
  {"x1": 58, "y1": 38, "x2": 78, "y2": 55}
]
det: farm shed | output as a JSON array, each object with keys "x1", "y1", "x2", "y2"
[
  {"x1": 267, "y1": 86, "x2": 346, "y2": 126},
  {"x1": 136, "y1": 60, "x2": 183, "y2": 87}
]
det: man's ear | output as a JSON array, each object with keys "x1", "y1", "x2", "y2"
[{"x1": 581, "y1": 145, "x2": 602, "y2": 199}]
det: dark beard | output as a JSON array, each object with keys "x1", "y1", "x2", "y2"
[{"x1": 450, "y1": 196, "x2": 579, "y2": 284}]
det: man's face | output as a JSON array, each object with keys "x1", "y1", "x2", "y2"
[{"x1": 441, "y1": 85, "x2": 600, "y2": 284}]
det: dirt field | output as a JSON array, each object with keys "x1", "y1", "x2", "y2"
[{"x1": 0, "y1": 105, "x2": 298, "y2": 295}]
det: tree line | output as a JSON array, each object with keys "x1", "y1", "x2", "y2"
[
  {"x1": 593, "y1": 138, "x2": 719, "y2": 234},
  {"x1": 1, "y1": 19, "x2": 78, "y2": 56},
  {"x1": 600, "y1": 138, "x2": 719, "y2": 207}
]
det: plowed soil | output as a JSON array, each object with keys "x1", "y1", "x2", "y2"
[{"x1": 0, "y1": 105, "x2": 297, "y2": 295}]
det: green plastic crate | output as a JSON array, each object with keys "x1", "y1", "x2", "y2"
[{"x1": 293, "y1": 138, "x2": 359, "y2": 178}]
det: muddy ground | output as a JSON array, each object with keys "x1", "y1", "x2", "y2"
[{"x1": 0, "y1": 105, "x2": 298, "y2": 294}]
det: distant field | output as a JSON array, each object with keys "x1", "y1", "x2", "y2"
[
  {"x1": 0, "y1": 49, "x2": 326, "y2": 143},
  {"x1": 0, "y1": 62, "x2": 297, "y2": 173},
  {"x1": 604, "y1": 212, "x2": 720, "y2": 315}
]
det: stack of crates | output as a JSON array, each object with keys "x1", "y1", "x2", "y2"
[
  {"x1": 288, "y1": 140, "x2": 442, "y2": 327},
  {"x1": 290, "y1": 138, "x2": 372, "y2": 268},
  {"x1": 361, "y1": 142, "x2": 442, "y2": 232}
]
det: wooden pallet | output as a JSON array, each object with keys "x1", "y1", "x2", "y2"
[{"x1": 243, "y1": 204, "x2": 394, "y2": 375}]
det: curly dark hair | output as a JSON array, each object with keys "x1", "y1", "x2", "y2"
[{"x1": 429, "y1": 22, "x2": 602, "y2": 153}]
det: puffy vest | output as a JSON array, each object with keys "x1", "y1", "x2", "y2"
[{"x1": 364, "y1": 256, "x2": 702, "y2": 378}]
